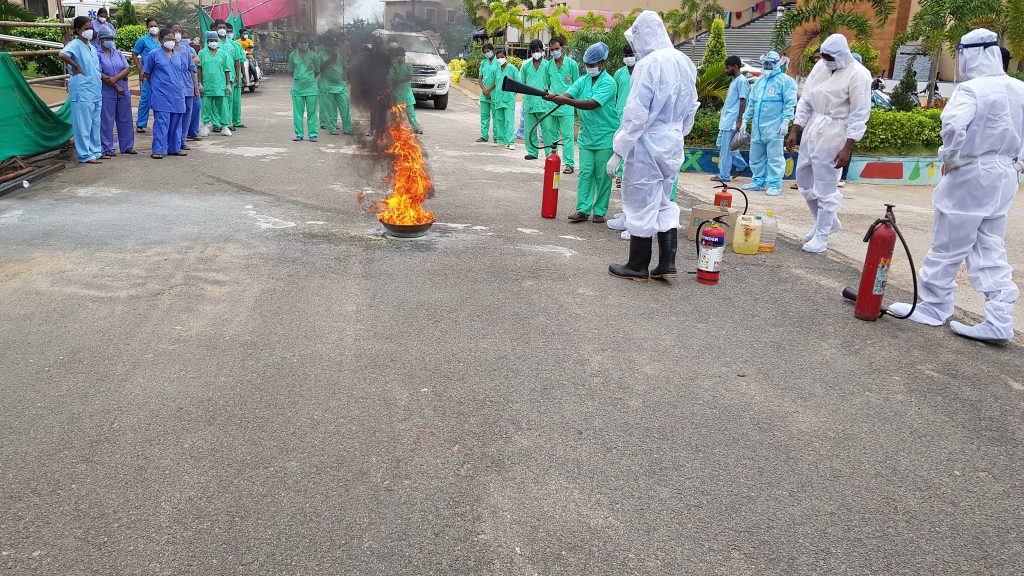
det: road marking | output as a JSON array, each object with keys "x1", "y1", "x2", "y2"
[
  {"x1": 518, "y1": 244, "x2": 576, "y2": 257},
  {"x1": 516, "y1": 228, "x2": 540, "y2": 235},
  {"x1": 0, "y1": 209, "x2": 23, "y2": 224}
]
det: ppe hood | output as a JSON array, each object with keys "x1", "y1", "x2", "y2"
[
  {"x1": 625, "y1": 11, "x2": 672, "y2": 59},
  {"x1": 958, "y1": 28, "x2": 1003, "y2": 80},
  {"x1": 820, "y1": 34, "x2": 854, "y2": 69}
]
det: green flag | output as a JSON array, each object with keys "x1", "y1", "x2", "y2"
[
  {"x1": 199, "y1": 8, "x2": 215, "y2": 36},
  {"x1": 230, "y1": 10, "x2": 245, "y2": 34}
]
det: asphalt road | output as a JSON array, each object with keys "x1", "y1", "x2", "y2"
[{"x1": 1, "y1": 75, "x2": 1022, "y2": 575}]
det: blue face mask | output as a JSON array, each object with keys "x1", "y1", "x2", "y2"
[
  {"x1": 551, "y1": 49, "x2": 562, "y2": 59},
  {"x1": 102, "y1": 40, "x2": 116, "y2": 50}
]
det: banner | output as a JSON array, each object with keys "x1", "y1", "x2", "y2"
[{"x1": 207, "y1": 0, "x2": 297, "y2": 29}]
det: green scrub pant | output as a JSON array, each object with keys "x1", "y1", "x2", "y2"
[
  {"x1": 524, "y1": 111, "x2": 554, "y2": 157},
  {"x1": 493, "y1": 106, "x2": 514, "y2": 145},
  {"x1": 201, "y1": 95, "x2": 225, "y2": 128},
  {"x1": 576, "y1": 147, "x2": 615, "y2": 217},
  {"x1": 231, "y1": 83, "x2": 242, "y2": 126},
  {"x1": 552, "y1": 113, "x2": 575, "y2": 168},
  {"x1": 292, "y1": 93, "x2": 318, "y2": 138},
  {"x1": 404, "y1": 91, "x2": 419, "y2": 131},
  {"x1": 479, "y1": 99, "x2": 494, "y2": 140},
  {"x1": 321, "y1": 90, "x2": 352, "y2": 133}
]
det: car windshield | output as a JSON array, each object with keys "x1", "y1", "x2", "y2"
[{"x1": 388, "y1": 34, "x2": 436, "y2": 54}]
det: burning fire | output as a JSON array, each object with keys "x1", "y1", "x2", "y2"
[{"x1": 376, "y1": 104, "x2": 435, "y2": 226}]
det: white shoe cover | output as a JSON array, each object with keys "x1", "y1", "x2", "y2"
[
  {"x1": 950, "y1": 321, "x2": 1013, "y2": 345},
  {"x1": 742, "y1": 182, "x2": 765, "y2": 191},
  {"x1": 888, "y1": 302, "x2": 947, "y2": 326},
  {"x1": 221, "y1": 127, "x2": 232, "y2": 136},
  {"x1": 805, "y1": 213, "x2": 842, "y2": 241},
  {"x1": 620, "y1": 230, "x2": 631, "y2": 240},
  {"x1": 198, "y1": 124, "x2": 211, "y2": 137},
  {"x1": 606, "y1": 212, "x2": 627, "y2": 231}
]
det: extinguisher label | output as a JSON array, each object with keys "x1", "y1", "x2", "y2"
[
  {"x1": 873, "y1": 258, "x2": 892, "y2": 295},
  {"x1": 699, "y1": 246, "x2": 725, "y2": 272},
  {"x1": 553, "y1": 174, "x2": 560, "y2": 191}
]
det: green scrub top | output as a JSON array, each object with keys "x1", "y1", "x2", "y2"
[
  {"x1": 198, "y1": 47, "x2": 231, "y2": 96},
  {"x1": 519, "y1": 58, "x2": 551, "y2": 114},
  {"x1": 613, "y1": 66, "x2": 632, "y2": 115},
  {"x1": 319, "y1": 50, "x2": 347, "y2": 93},
  {"x1": 567, "y1": 71, "x2": 619, "y2": 149},
  {"x1": 546, "y1": 57, "x2": 579, "y2": 117},
  {"x1": 288, "y1": 49, "x2": 320, "y2": 96},
  {"x1": 479, "y1": 57, "x2": 498, "y2": 102},
  {"x1": 388, "y1": 60, "x2": 414, "y2": 104},
  {"x1": 492, "y1": 62, "x2": 519, "y2": 109},
  {"x1": 222, "y1": 38, "x2": 243, "y2": 81}
]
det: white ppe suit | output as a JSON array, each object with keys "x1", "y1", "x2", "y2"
[
  {"x1": 793, "y1": 34, "x2": 871, "y2": 253},
  {"x1": 613, "y1": 11, "x2": 699, "y2": 238},
  {"x1": 890, "y1": 29, "x2": 1022, "y2": 343}
]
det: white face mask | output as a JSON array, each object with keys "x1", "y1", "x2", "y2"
[
  {"x1": 484, "y1": 51, "x2": 493, "y2": 59},
  {"x1": 825, "y1": 59, "x2": 840, "y2": 71},
  {"x1": 497, "y1": 57, "x2": 507, "y2": 65},
  {"x1": 81, "y1": 29, "x2": 94, "y2": 40},
  {"x1": 623, "y1": 56, "x2": 636, "y2": 66},
  {"x1": 163, "y1": 40, "x2": 175, "y2": 50},
  {"x1": 217, "y1": 29, "x2": 227, "y2": 37},
  {"x1": 97, "y1": 17, "x2": 106, "y2": 22},
  {"x1": 585, "y1": 66, "x2": 600, "y2": 77},
  {"x1": 174, "y1": 32, "x2": 182, "y2": 42},
  {"x1": 208, "y1": 41, "x2": 219, "y2": 49},
  {"x1": 551, "y1": 49, "x2": 562, "y2": 59},
  {"x1": 149, "y1": 26, "x2": 159, "y2": 36},
  {"x1": 227, "y1": 32, "x2": 234, "y2": 40},
  {"x1": 532, "y1": 52, "x2": 543, "y2": 60}
]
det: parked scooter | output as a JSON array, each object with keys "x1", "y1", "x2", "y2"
[{"x1": 243, "y1": 53, "x2": 261, "y2": 92}]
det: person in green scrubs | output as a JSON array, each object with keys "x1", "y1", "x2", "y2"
[
  {"x1": 545, "y1": 42, "x2": 619, "y2": 223},
  {"x1": 224, "y1": 22, "x2": 245, "y2": 128},
  {"x1": 288, "y1": 34, "x2": 320, "y2": 141},
  {"x1": 197, "y1": 31, "x2": 232, "y2": 134},
  {"x1": 545, "y1": 36, "x2": 579, "y2": 173},
  {"x1": 492, "y1": 48, "x2": 519, "y2": 150},
  {"x1": 388, "y1": 47, "x2": 421, "y2": 133},
  {"x1": 613, "y1": 43, "x2": 634, "y2": 188},
  {"x1": 476, "y1": 43, "x2": 497, "y2": 143},
  {"x1": 519, "y1": 39, "x2": 553, "y2": 160},
  {"x1": 318, "y1": 35, "x2": 352, "y2": 135}
]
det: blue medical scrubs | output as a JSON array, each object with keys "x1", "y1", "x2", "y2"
[
  {"x1": 717, "y1": 74, "x2": 750, "y2": 181},
  {"x1": 175, "y1": 44, "x2": 198, "y2": 148},
  {"x1": 133, "y1": 34, "x2": 160, "y2": 128},
  {"x1": 59, "y1": 37, "x2": 103, "y2": 163},
  {"x1": 143, "y1": 47, "x2": 186, "y2": 155}
]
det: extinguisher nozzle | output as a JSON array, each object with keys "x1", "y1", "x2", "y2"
[{"x1": 842, "y1": 287, "x2": 858, "y2": 302}]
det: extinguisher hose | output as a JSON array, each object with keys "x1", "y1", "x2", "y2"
[
  {"x1": 529, "y1": 104, "x2": 564, "y2": 153},
  {"x1": 885, "y1": 217, "x2": 920, "y2": 320}
]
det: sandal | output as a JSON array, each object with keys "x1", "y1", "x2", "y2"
[
  {"x1": 85, "y1": 159, "x2": 103, "y2": 164},
  {"x1": 592, "y1": 216, "x2": 607, "y2": 224},
  {"x1": 151, "y1": 154, "x2": 164, "y2": 159},
  {"x1": 180, "y1": 145, "x2": 191, "y2": 151},
  {"x1": 567, "y1": 211, "x2": 588, "y2": 223},
  {"x1": 562, "y1": 166, "x2": 574, "y2": 174},
  {"x1": 125, "y1": 148, "x2": 138, "y2": 155},
  {"x1": 135, "y1": 126, "x2": 146, "y2": 133},
  {"x1": 169, "y1": 151, "x2": 187, "y2": 156},
  {"x1": 101, "y1": 154, "x2": 114, "y2": 159},
  {"x1": 475, "y1": 137, "x2": 487, "y2": 143}
]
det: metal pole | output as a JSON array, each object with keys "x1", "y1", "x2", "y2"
[{"x1": 0, "y1": 20, "x2": 71, "y2": 28}]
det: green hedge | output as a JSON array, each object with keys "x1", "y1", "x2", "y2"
[
  {"x1": 116, "y1": 24, "x2": 148, "y2": 54},
  {"x1": 4, "y1": 21, "x2": 64, "y2": 78}
]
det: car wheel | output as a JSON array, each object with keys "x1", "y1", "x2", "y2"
[{"x1": 433, "y1": 94, "x2": 448, "y2": 110}]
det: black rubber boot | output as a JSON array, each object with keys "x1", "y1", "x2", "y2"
[
  {"x1": 650, "y1": 229, "x2": 678, "y2": 280},
  {"x1": 609, "y1": 236, "x2": 652, "y2": 282}
]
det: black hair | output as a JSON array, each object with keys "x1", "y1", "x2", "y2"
[
  {"x1": 214, "y1": 19, "x2": 226, "y2": 27},
  {"x1": 297, "y1": 34, "x2": 309, "y2": 43},
  {"x1": 549, "y1": 36, "x2": 565, "y2": 48},
  {"x1": 496, "y1": 47, "x2": 507, "y2": 56},
  {"x1": 1001, "y1": 47, "x2": 1011, "y2": 72},
  {"x1": 225, "y1": 22, "x2": 234, "y2": 30},
  {"x1": 725, "y1": 55, "x2": 742, "y2": 68},
  {"x1": 529, "y1": 39, "x2": 544, "y2": 52},
  {"x1": 146, "y1": 17, "x2": 158, "y2": 26},
  {"x1": 623, "y1": 43, "x2": 634, "y2": 56},
  {"x1": 159, "y1": 28, "x2": 175, "y2": 40},
  {"x1": 72, "y1": 16, "x2": 90, "y2": 33},
  {"x1": 483, "y1": 42, "x2": 493, "y2": 50},
  {"x1": 96, "y1": 7, "x2": 107, "y2": 15},
  {"x1": 167, "y1": 21, "x2": 178, "y2": 28}
]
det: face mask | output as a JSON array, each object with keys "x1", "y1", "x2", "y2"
[
  {"x1": 298, "y1": 43, "x2": 309, "y2": 51},
  {"x1": 825, "y1": 59, "x2": 840, "y2": 71},
  {"x1": 97, "y1": 17, "x2": 106, "y2": 22},
  {"x1": 497, "y1": 57, "x2": 507, "y2": 65},
  {"x1": 149, "y1": 26, "x2": 159, "y2": 36},
  {"x1": 163, "y1": 40, "x2": 175, "y2": 50},
  {"x1": 208, "y1": 41, "x2": 218, "y2": 49},
  {"x1": 484, "y1": 51, "x2": 493, "y2": 59},
  {"x1": 217, "y1": 29, "x2": 226, "y2": 37},
  {"x1": 585, "y1": 66, "x2": 600, "y2": 77},
  {"x1": 532, "y1": 52, "x2": 543, "y2": 60},
  {"x1": 551, "y1": 49, "x2": 562, "y2": 59},
  {"x1": 174, "y1": 32, "x2": 182, "y2": 42},
  {"x1": 227, "y1": 32, "x2": 234, "y2": 40},
  {"x1": 242, "y1": 34, "x2": 248, "y2": 39},
  {"x1": 102, "y1": 40, "x2": 115, "y2": 49},
  {"x1": 81, "y1": 29, "x2": 94, "y2": 40},
  {"x1": 623, "y1": 56, "x2": 636, "y2": 66}
]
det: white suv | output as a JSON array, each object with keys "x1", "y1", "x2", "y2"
[{"x1": 374, "y1": 30, "x2": 451, "y2": 110}]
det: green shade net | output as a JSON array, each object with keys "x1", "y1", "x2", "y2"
[{"x1": 0, "y1": 52, "x2": 72, "y2": 163}]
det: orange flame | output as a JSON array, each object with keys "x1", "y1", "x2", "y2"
[{"x1": 377, "y1": 104, "x2": 435, "y2": 226}]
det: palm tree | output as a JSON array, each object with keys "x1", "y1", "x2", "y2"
[
  {"x1": 463, "y1": 0, "x2": 489, "y2": 28},
  {"x1": 679, "y1": 0, "x2": 724, "y2": 59},
  {"x1": 526, "y1": 6, "x2": 570, "y2": 42},
  {"x1": 1006, "y1": 0, "x2": 1024, "y2": 72},
  {"x1": 144, "y1": 0, "x2": 195, "y2": 29},
  {"x1": 0, "y1": 0, "x2": 35, "y2": 22},
  {"x1": 484, "y1": 2, "x2": 525, "y2": 39},
  {"x1": 773, "y1": 0, "x2": 895, "y2": 70},
  {"x1": 573, "y1": 11, "x2": 608, "y2": 32},
  {"x1": 661, "y1": 9, "x2": 693, "y2": 45},
  {"x1": 894, "y1": 0, "x2": 1001, "y2": 104}
]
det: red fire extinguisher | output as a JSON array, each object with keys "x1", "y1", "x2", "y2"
[
  {"x1": 712, "y1": 183, "x2": 750, "y2": 214},
  {"x1": 843, "y1": 204, "x2": 919, "y2": 321},
  {"x1": 541, "y1": 142, "x2": 561, "y2": 219},
  {"x1": 696, "y1": 220, "x2": 727, "y2": 285}
]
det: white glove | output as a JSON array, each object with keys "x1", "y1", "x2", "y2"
[
  {"x1": 198, "y1": 84, "x2": 205, "y2": 94},
  {"x1": 225, "y1": 84, "x2": 232, "y2": 95},
  {"x1": 738, "y1": 123, "x2": 748, "y2": 137},
  {"x1": 779, "y1": 120, "x2": 790, "y2": 136},
  {"x1": 1015, "y1": 159, "x2": 1024, "y2": 174},
  {"x1": 606, "y1": 153, "x2": 622, "y2": 178}
]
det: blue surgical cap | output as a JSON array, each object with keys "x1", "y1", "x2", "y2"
[
  {"x1": 583, "y1": 42, "x2": 609, "y2": 65},
  {"x1": 205, "y1": 31, "x2": 219, "y2": 41},
  {"x1": 852, "y1": 52, "x2": 863, "y2": 63}
]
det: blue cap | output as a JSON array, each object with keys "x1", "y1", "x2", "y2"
[
  {"x1": 583, "y1": 42, "x2": 609, "y2": 65},
  {"x1": 205, "y1": 31, "x2": 219, "y2": 41}
]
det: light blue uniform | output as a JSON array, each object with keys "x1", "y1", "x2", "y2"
[
  {"x1": 717, "y1": 75, "x2": 750, "y2": 180},
  {"x1": 175, "y1": 45, "x2": 198, "y2": 148},
  {"x1": 59, "y1": 38, "x2": 103, "y2": 163},
  {"x1": 133, "y1": 34, "x2": 160, "y2": 128},
  {"x1": 743, "y1": 68, "x2": 798, "y2": 192}
]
